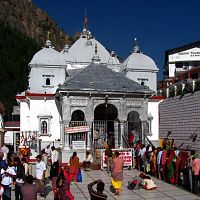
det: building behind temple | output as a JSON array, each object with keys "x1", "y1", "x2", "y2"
[{"x1": 15, "y1": 18, "x2": 159, "y2": 160}]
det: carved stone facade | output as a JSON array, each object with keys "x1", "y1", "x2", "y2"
[
  {"x1": 59, "y1": 94, "x2": 148, "y2": 149},
  {"x1": 57, "y1": 62, "x2": 153, "y2": 151}
]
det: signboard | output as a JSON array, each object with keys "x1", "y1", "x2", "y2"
[
  {"x1": 169, "y1": 47, "x2": 200, "y2": 62},
  {"x1": 72, "y1": 141, "x2": 86, "y2": 149},
  {"x1": 65, "y1": 125, "x2": 90, "y2": 134},
  {"x1": 101, "y1": 148, "x2": 133, "y2": 169}
]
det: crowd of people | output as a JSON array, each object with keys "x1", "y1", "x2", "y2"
[
  {"x1": 0, "y1": 143, "x2": 47, "y2": 200},
  {"x1": 133, "y1": 138, "x2": 200, "y2": 194},
  {"x1": 0, "y1": 139, "x2": 199, "y2": 200}
]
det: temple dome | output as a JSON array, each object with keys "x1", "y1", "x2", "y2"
[
  {"x1": 68, "y1": 29, "x2": 110, "y2": 65},
  {"x1": 124, "y1": 52, "x2": 158, "y2": 71},
  {"x1": 30, "y1": 40, "x2": 66, "y2": 66},
  {"x1": 124, "y1": 38, "x2": 158, "y2": 71}
]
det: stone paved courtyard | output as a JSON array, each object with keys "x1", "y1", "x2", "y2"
[{"x1": 39, "y1": 169, "x2": 200, "y2": 200}]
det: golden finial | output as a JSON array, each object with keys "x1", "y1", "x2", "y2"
[{"x1": 47, "y1": 31, "x2": 50, "y2": 40}]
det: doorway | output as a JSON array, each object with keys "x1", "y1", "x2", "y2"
[
  {"x1": 94, "y1": 103, "x2": 118, "y2": 148},
  {"x1": 127, "y1": 111, "x2": 141, "y2": 147}
]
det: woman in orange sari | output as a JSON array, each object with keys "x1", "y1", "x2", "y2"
[
  {"x1": 69, "y1": 152, "x2": 80, "y2": 182},
  {"x1": 150, "y1": 147, "x2": 157, "y2": 176}
]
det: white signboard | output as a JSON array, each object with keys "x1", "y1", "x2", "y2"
[
  {"x1": 101, "y1": 148, "x2": 133, "y2": 169},
  {"x1": 169, "y1": 47, "x2": 200, "y2": 62},
  {"x1": 65, "y1": 125, "x2": 90, "y2": 134},
  {"x1": 72, "y1": 141, "x2": 86, "y2": 149}
]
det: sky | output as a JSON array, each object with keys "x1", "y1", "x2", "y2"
[{"x1": 33, "y1": 0, "x2": 200, "y2": 81}]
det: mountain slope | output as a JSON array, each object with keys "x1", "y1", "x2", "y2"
[
  {"x1": 0, "y1": 0, "x2": 69, "y2": 50},
  {"x1": 0, "y1": 21, "x2": 40, "y2": 114}
]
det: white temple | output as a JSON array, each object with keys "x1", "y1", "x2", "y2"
[{"x1": 16, "y1": 16, "x2": 159, "y2": 153}]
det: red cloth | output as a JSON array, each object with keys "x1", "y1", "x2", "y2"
[{"x1": 161, "y1": 150, "x2": 167, "y2": 165}]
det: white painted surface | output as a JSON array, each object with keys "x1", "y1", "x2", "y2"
[
  {"x1": 20, "y1": 99, "x2": 60, "y2": 142},
  {"x1": 124, "y1": 52, "x2": 158, "y2": 93},
  {"x1": 148, "y1": 100, "x2": 163, "y2": 142}
]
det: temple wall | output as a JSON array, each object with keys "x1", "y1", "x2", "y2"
[{"x1": 159, "y1": 90, "x2": 200, "y2": 150}]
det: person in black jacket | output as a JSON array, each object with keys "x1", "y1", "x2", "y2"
[{"x1": 14, "y1": 157, "x2": 25, "y2": 200}]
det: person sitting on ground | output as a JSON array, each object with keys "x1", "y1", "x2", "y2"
[
  {"x1": 127, "y1": 173, "x2": 144, "y2": 190},
  {"x1": 82, "y1": 151, "x2": 93, "y2": 170},
  {"x1": 142, "y1": 175, "x2": 157, "y2": 190},
  {"x1": 88, "y1": 179, "x2": 107, "y2": 200},
  {"x1": 21, "y1": 175, "x2": 44, "y2": 200}
]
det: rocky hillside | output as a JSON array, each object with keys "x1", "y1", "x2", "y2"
[{"x1": 0, "y1": 0, "x2": 69, "y2": 50}]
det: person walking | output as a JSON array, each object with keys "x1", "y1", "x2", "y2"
[
  {"x1": 14, "y1": 157, "x2": 25, "y2": 200},
  {"x1": 105, "y1": 146, "x2": 113, "y2": 173},
  {"x1": 50, "y1": 146, "x2": 59, "y2": 179},
  {"x1": 35, "y1": 155, "x2": 46, "y2": 199},
  {"x1": 111, "y1": 151, "x2": 124, "y2": 195},
  {"x1": 69, "y1": 152, "x2": 79, "y2": 182},
  {"x1": 54, "y1": 166, "x2": 74, "y2": 200},
  {"x1": 21, "y1": 175, "x2": 44, "y2": 200}
]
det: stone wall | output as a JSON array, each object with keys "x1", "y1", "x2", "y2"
[{"x1": 159, "y1": 90, "x2": 200, "y2": 150}]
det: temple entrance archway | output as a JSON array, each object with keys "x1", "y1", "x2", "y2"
[
  {"x1": 69, "y1": 110, "x2": 87, "y2": 146},
  {"x1": 94, "y1": 104, "x2": 118, "y2": 148},
  {"x1": 127, "y1": 111, "x2": 141, "y2": 147},
  {"x1": 71, "y1": 110, "x2": 85, "y2": 121}
]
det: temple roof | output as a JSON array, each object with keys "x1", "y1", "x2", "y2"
[{"x1": 58, "y1": 63, "x2": 153, "y2": 95}]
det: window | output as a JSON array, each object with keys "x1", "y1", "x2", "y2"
[
  {"x1": 46, "y1": 78, "x2": 50, "y2": 86},
  {"x1": 41, "y1": 120, "x2": 48, "y2": 134},
  {"x1": 42, "y1": 75, "x2": 54, "y2": 87},
  {"x1": 37, "y1": 115, "x2": 52, "y2": 136},
  {"x1": 138, "y1": 78, "x2": 148, "y2": 86}
]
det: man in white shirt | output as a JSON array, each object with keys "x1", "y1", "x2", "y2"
[
  {"x1": 1, "y1": 160, "x2": 16, "y2": 200},
  {"x1": 1, "y1": 144, "x2": 9, "y2": 161},
  {"x1": 35, "y1": 154, "x2": 46, "y2": 199},
  {"x1": 51, "y1": 146, "x2": 59, "y2": 164},
  {"x1": 50, "y1": 146, "x2": 59, "y2": 179}
]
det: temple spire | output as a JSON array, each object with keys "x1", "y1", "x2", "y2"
[
  {"x1": 133, "y1": 37, "x2": 140, "y2": 53},
  {"x1": 84, "y1": 9, "x2": 88, "y2": 31},
  {"x1": 47, "y1": 31, "x2": 50, "y2": 40}
]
